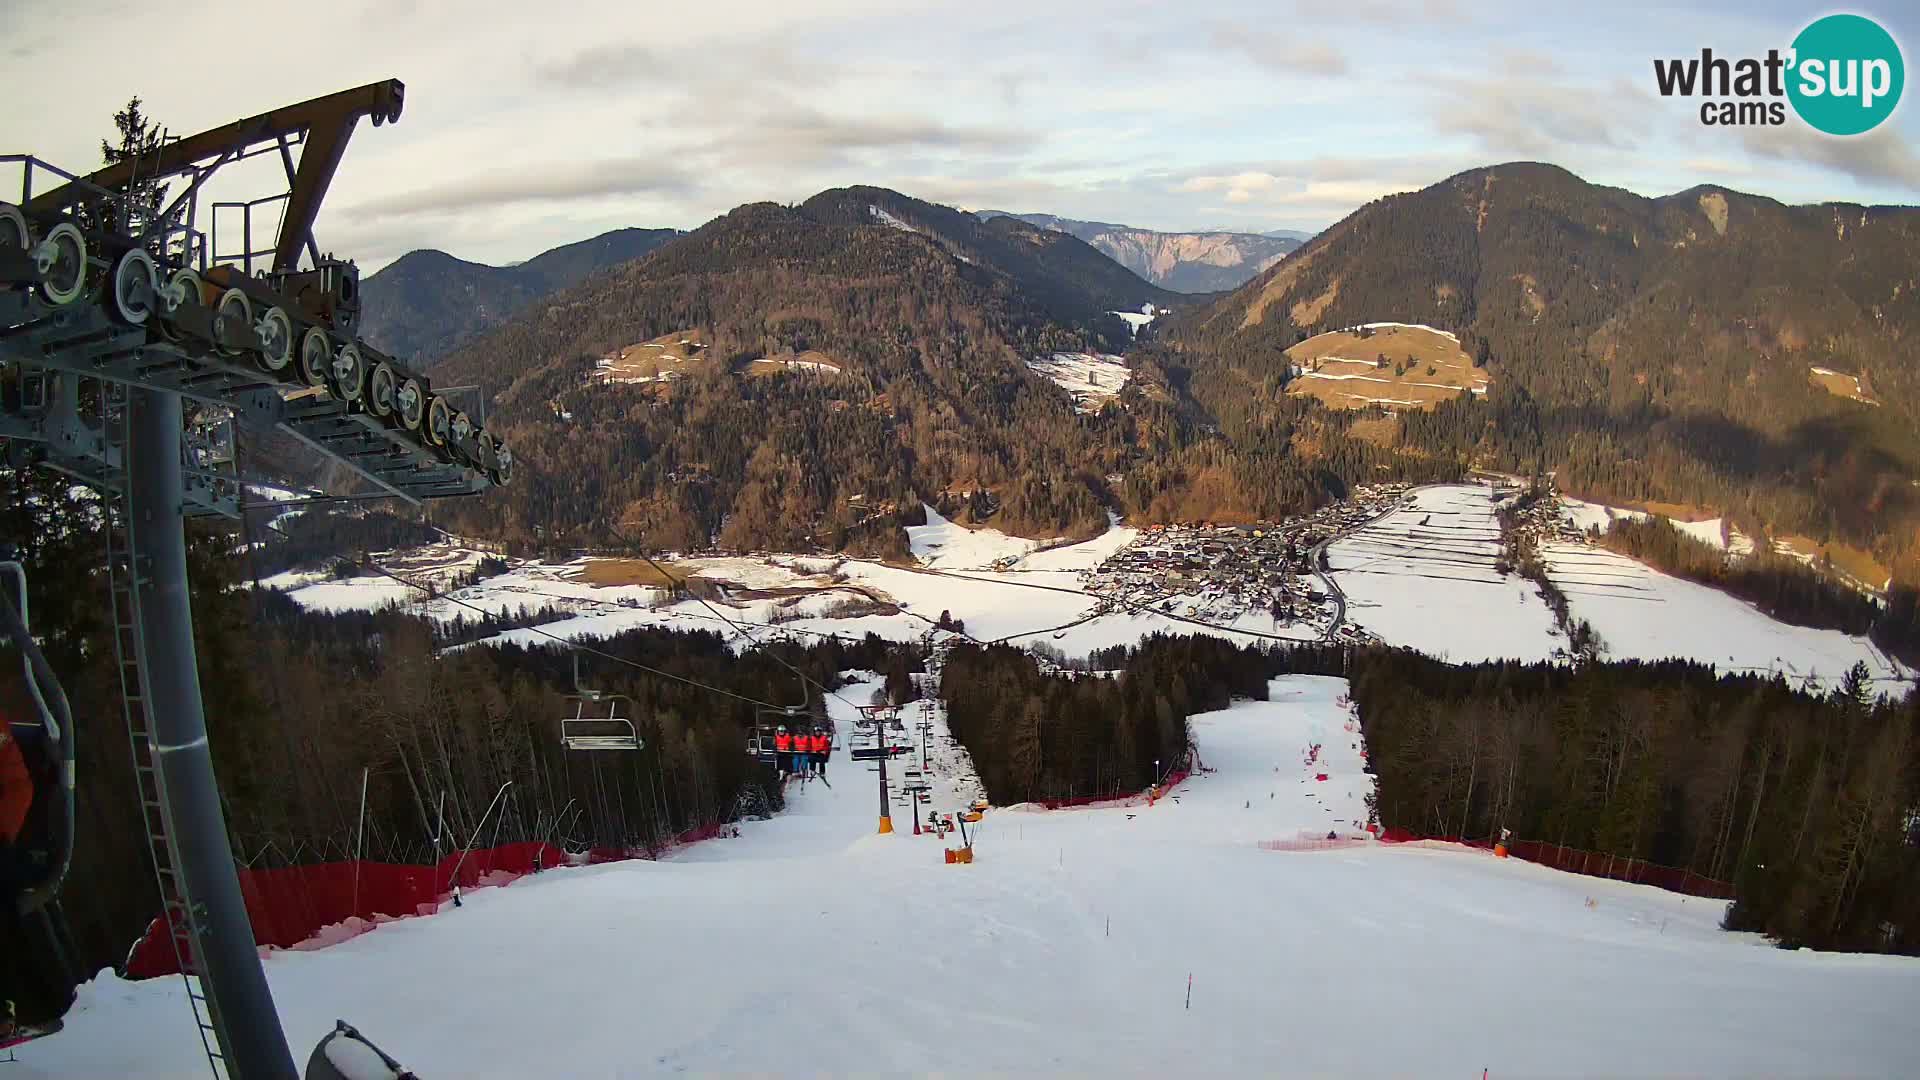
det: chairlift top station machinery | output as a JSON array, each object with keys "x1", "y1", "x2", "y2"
[{"x1": 1, "y1": 80, "x2": 511, "y2": 1078}]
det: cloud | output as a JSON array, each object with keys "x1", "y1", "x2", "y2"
[
  {"x1": 529, "y1": 42, "x2": 661, "y2": 89},
  {"x1": 1426, "y1": 74, "x2": 1655, "y2": 157},
  {"x1": 1736, "y1": 125, "x2": 1920, "y2": 191},
  {"x1": 1206, "y1": 25, "x2": 1348, "y2": 76},
  {"x1": 347, "y1": 157, "x2": 700, "y2": 218},
  {"x1": 1280, "y1": 0, "x2": 1470, "y2": 24}
]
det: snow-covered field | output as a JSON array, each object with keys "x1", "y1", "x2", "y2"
[
  {"x1": 1109, "y1": 302, "x2": 1158, "y2": 336},
  {"x1": 1560, "y1": 496, "x2": 1755, "y2": 555},
  {"x1": 1323, "y1": 484, "x2": 1903, "y2": 687},
  {"x1": 269, "y1": 507, "x2": 1319, "y2": 656},
  {"x1": 1025, "y1": 352, "x2": 1131, "y2": 411},
  {"x1": 1542, "y1": 542, "x2": 1905, "y2": 688},
  {"x1": 1327, "y1": 485, "x2": 1562, "y2": 663},
  {"x1": 29, "y1": 675, "x2": 1920, "y2": 1078}
]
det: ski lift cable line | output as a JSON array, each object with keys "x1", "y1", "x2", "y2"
[
  {"x1": 609, "y1": 524, "x2": 866, "y2": 714},
  {"x1": 347, "y1": 557, "x2": 789, "y2": 710}
]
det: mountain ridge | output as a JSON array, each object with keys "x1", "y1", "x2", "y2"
[
  {"x1": 358, "y1": 226, "x2": 685, "y2": 363},
  {"x1": 976, "y1": 211, "x2": 1303, "y2": 292},
  {"x1": 1165, "y1": 159, "x2": 1920, "y2": 578}
]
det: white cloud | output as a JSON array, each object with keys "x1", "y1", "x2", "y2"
[{"x1": 2, "y1": 0, "x2": 1911, "y2": 273}]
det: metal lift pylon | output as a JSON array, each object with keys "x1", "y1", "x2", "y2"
[{"x1": 3, "y1": 78, "x2": 512, "y2": 1080}]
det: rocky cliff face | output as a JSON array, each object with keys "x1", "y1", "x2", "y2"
[{"x1": 977, "y1": 212, "x2": 1303, "y2": 292}]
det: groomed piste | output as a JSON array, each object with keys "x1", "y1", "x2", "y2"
[{"x1": 27, "y1": 675, "x2": 1920, "y2": 1077}]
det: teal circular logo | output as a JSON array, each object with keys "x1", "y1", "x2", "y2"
[{"x1": 1787, "y1": 14, "x2": 1904, "y2": 135}]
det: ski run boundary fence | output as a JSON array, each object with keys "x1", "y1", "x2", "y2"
[
  {"x1": 1352, "y1": 829, "x2": 1736, "y2": 900},
  {"x1": 126, "y1": 826, "x2": 730, "y2": 978}
]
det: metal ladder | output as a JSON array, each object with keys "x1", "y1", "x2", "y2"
[{"x1": 103, "y1": 396, "x2": 231, "y2": 1080}]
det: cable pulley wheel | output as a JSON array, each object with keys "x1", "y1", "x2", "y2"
[
  {"x1": 214, "y1": 288, "x2": 253, "y2": 356},
  {"x1": 299, "y1": 328, "x2": 332, "y2": 388},
  {"x1": 109, "y1": 247, "x2": 158, "y2": 326},
  {"x1": 0, "y1": 202, "x2": 30, "y2": 253},
  {"x1": 33, "y1": 222, "x2": 87, "y2": 306},
  {"x1": 366, "y1": 362, "x2": 398, "y2": 418},
  {"x1": 424, "y1": 394, "x2": 452, "y2": 447},
  {"x1": 396, "y1": 377, "x2": 426, "y2": 431},
  {"x1": 255, "y1": 307, "x2": 295, "y2": 371},
  {"x1": 330, "y1": 343, "x2": 367, "y2": 403},
  {"x1": 474, "y1": 430, "x2": 498, "y2": 473},
  {"x1": 157, "y1": 268, "x2": 202, "y2": 342},
  {"x1": 449, "y1": 410, "x2": 474, "y2": 460}
]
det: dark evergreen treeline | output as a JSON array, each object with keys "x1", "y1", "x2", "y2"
[
  {"x1": 244, "y1": 506, "x2": 442, "y2": 579},
  {"x1": 1599, "y1": 516, "x2": 1877, "y2": 629},
  {"x1": 1351, "y1": 651, "x2": 1920, "y2": 953},
  {"x1": 940, "y1": 635, "x2": 1349, "y2": 804},
  {"x1": 0, "y1": 457, "x2": 912, "y2": 976}
]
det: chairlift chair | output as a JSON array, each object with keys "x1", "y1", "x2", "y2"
[
  {"x1": 0, "y1": 557, "x2": 82, "y2": 1043},
  {"x1": 748, "y1": 702, "x2": 809, "y2": 765},
  {"x1": 559, "y1": 655, "x2": 642, "y2": 752}
]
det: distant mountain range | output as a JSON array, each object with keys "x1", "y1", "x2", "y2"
[
  {"x1": 358, "y1": 227, "x2": 684, "y2": 363},
  {"x1": 1165, "y1": 160, "x2": 1920, "y2": 580},
  {"x1": 976, "y1": 212, "x2": 1305, "y2": 292},
  {"x1": 427, "y1": 186, "x2": 1187, "y2": 554},
  {"x1": 369, "y1": 167, "x2": 1916, "y2": 591}
]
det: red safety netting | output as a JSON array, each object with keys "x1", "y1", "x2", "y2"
[
  {"x1": 1037, "y1": 768, "x2": 1192, "y2": 811},
  {"x1": 1256, "y1": 836, "x2": 1372, "y2": 852},
  {"x1": 126, "y1": 824, "x2": 731, "y2": 978},
  {"x1": 1375, "y1": 829, "x2": 1733, "y2": 899},
  {"x1": 1502, "y1": 839, "x2": 1735, "y2": 900}
]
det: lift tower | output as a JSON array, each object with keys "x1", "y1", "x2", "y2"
[{"x1": 1, "y1": 80, "x2": 511, "y2": 1079}]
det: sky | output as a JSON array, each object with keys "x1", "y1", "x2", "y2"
[{"x1": 2, "y1": 0, "x2": 1915, "y2": 272}]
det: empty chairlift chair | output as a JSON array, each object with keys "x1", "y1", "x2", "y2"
[{"x1": 559, "y1": 656, "x2": 642, "y2": 752}]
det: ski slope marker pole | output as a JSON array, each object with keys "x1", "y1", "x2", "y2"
[{"x1": 1185, "y1": 973, "x2": 1192, "y2": 1010}]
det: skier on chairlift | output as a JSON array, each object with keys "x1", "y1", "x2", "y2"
[
  {"x1": 773, "y1": 726, "x2": 793, "y2": 779},
  {"x1": 0, "y1": 709, "x2": 30, "y2": 858},
  {"x1": 811, "y1": 727, "x2": 831, "y2": 778}
]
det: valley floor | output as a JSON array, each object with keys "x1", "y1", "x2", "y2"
[{"x1": 23, "y1": 676, "x2": 1920, "y2": 1077}]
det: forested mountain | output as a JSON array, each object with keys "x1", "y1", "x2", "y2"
[
  {"x1": 978, "y1": 210, "x2": 1302, "y2": 292},
  {"x1": 1165, "y1": 162, "x2": 1920, "y2": 580},
  {"x1": 359, "y1": 226, "x2": 684, "y2": 363},
  {"x1": 427, "y1": 189, "x2": 1187, "y2": 553}
]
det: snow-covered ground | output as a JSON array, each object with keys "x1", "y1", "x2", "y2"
[
  {"x1": 906, "y1": 504, "x2": 1037, "y2": 569},
  {"x1": 266, "y1": 511, "x2": 1307, "y2": 656},
  {"x1": 1109, "y1": 303, "x2": 1158, "y2": 336},
  {"x1": 1024, "y1": 352, "x2": 1131, "y2": 411},
  {"x1": 1328, "y1": 485, "x2": 1562, "y2": 663},
  {"x1": 29, "y1": 675, "x2": 1920, "y2": 1078},
  {"x1": 1322, "y1": 485, "x2": 1903, "y2": 688},
  {"x1": 1541, "y1": 542, "x2": 1905, "y2": 689},
  {"x1": 1560, "y1": 496, "x2": 1754, "y2": 555}
]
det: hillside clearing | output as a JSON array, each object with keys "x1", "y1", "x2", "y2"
[
  {"x1": 590, "y1": 331, "x2": 708, "y2": 385},
  {"x1": 1808, "y1": 366, "x2": 1878, "y2": 405},
  {"x1": 1285, "y1": 323, "x2": 1488, "y2": 411}
]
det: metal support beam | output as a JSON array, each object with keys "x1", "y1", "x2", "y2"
[
  {"x1": 129, "y1": 387, "x2": 296, "y2": 1080},
  {"x1": 23, "y1": 80, "x2": 403, "y2": 217}
]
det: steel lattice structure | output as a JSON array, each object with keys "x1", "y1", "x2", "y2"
[{"x1": 1, "y1": 79, "x2": 507, "y2": 1079}]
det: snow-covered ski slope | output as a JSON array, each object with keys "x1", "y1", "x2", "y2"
[{"x1": 28, "y1": 676, "x2": 1920, "y2": 1078}]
